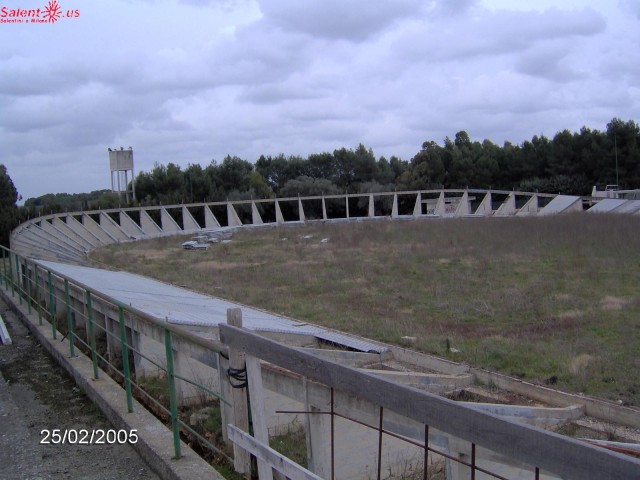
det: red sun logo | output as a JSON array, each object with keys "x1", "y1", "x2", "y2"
[{"x1": 43, "y1": 0, "x2": 62, "y2": 22}]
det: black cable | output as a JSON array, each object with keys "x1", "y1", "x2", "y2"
[{"x1": 227, "y1": 367, "x2": 247, "y2": 389}]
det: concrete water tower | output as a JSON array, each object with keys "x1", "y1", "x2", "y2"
[{"x1": 108, "y1": 147, "x2": 136, "y2": 202}]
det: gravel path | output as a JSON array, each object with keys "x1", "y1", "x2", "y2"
[{"x1": 0, "y1": 300, "x2": 160, "y2": 480}]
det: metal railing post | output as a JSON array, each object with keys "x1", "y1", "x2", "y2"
[
  {"x1": 47, "y1": 270, "x2": 57, "y2": 339},
  {"x1": 164, "y1": 329, "x2": 182, "y2": 459},
  {"x1": 64, "y1": 279, "x2": 75, "y2": 357},
  {"x1": 118, "y1": 307, "x2": 134, "y2": 413},
  {"x1": 14, "y1": 254, "x2": 22, "y2": 305},
  {"x1": 471, "y1": 443, "x2": 476, "y2": 480},
  {"x1": 35, "y1": 264, "x2": 42, "y2": 325},
  {"x1": 9, "y1": 251, "x2": 15, "y2": 297},
  {"x1": 25, "y1": 260, "x2": 32, "y2": 314},
  {"x1": 86, "y1": 291, "x2": 99, "y2": 379},
  {"x1": 424, "y1": 425, "x2": 429, "y2": 480},
  {"x1": 376, "y1": 406, "x2": 384, "y2": 480}
]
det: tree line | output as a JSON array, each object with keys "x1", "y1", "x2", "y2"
[
  {"x1": 131, "y1": 117, "x2": 639, "y2": 205},
  {"x1": 5, "y1": 117, "x2": 639, "y2": 246}
]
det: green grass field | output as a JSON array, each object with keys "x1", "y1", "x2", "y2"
[{"x1": 90, "y1": 214, "x2": 640, "y2": 406}]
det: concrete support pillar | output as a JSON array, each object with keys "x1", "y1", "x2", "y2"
[
  {"x1": 173, "y1": 347, "x2": 187, "y2": 406},
  {"x1": 119, "y1": 210, "x2": 144, "y2": 237},
  {"x1": 435, "y1": 191, "x2": 446, "y2": 216},
  {"x1": 321, "y1": 197, "x2": 327, "y2": 220},
  {"x1": 80, "y1": 213, "x2": 111, "y2": 244},
  {"x1": 517, "y1": 194, "x2": 538, "y2": 216},
  {"x1": 182, "y1": 206, "x2": 201, "y2": 231},
  {"x1": 474, "y1": 192, "x2": 492, "y2": 216},
  {"x1": 413, "y1": 192, "x2": 422, "y2": 216},
  {"x1": 368, "y1": 194, "x2": 375, "y2": 218},
  {"x1": 132, "y1": 329, "x2": 148, "y2": 378},
  {"x1": 275, "y1": 201, "x2": 285, "y2": 224},
  {"x1": 391, "y1": 194, "x2": 399, "y2": 218},
  {"x1": 454, "y1": 191, "x2": 470, "y2": 217},
  {"x1": 298, "y1": 198, "x2": 305, "y2": 222},
  {"x1": 82, "y1": 291, "x2": 89, "y2": 337},
  {"x1": 306, "y1": 404, "x2": 332, "y2": 478},
  {"x1": 226, "y1": 203, "x2": 243, "y2": 227},
  {"x1": 160, "y1": 208, "x2": 181, "y2": 233},
  {"x1": 251, "y1": 202, "x2": 263, "y2": 225},
  {"x1": 447, "y1": 436, "x2": 471, "y2": 480},
  {"x1": 106, "y1": 313, "x2": 118, "y2": 361},
  {"x1": 140, "y1": 210, "x2": 163, "y2": 235},
  {"x1": 99, "y1": 212, "x2": 128, "y2": 240},
  {"x1": 131, "y1": 328, "x2": 143, "y2": 376},
  {"x1": 495, "y1": 192, "x2": 516, "y2": 216},
  {"x1": 204, "y1": 205, "x2": 221, "y2": 228},
  {"x1": 94, "y1": 309, "x2": 107, "y2": 354}
]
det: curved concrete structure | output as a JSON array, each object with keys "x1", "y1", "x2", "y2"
[
  {"x1": 13, "y1": 187, "x2": 636, "y2": 264},
  {"x1": 13, "y1": 189, "x2": 577, "y2": 262}
]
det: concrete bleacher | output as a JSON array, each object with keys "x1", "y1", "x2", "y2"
[
  {"x1": 11, "y1": 189, "x2": 567, "y2": 263},
  {"x1": 13, "y1": 190, "x2": 638, "y2": 265}
]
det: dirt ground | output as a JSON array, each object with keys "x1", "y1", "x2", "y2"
[{"x1": 0, "y1": 299, "x2": 160, "y2": 480}]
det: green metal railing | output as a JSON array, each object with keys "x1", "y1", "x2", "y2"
[{"x1": 0, "y1": 245, "x2": 233, "y2": 466}]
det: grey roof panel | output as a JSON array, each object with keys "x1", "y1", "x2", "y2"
[
  {"x1": 587, "y1": 199, "x2": 628, "y2": 213},
  {"x1": 538, "y1": 195, "x2": 581, "y2": 215},
  {"x1": 612, "y1": 200, "x2": 640, "y2": 214},
  {"x1": 37, "y1": 261, "x2": 388, "y2": 354}
]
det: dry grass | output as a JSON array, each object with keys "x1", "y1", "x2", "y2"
[{"x1": 90, "y1": 214, "x2": 640, "y2": 406}]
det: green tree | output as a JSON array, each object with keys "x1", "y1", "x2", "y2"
[
  {"x1": 248, "y1": 171, "x2": 274, "y2": 199},
  {"x1": 307, "y1": 152, "x2": 336, "y2": 181},
  {"x1": 399, "y1": 141, "x2": 446, "y2": 189},
  {"x1": 0, "y1": 165, "x2": 21, "y2": 247},
  {"x1": 374, "y1": 156, "x2": 396, "y2": 185},
  {"x1": 607, "y1": 118, "x2": 640, "y2": 187},
  {"x1": 0, "y1": 165, "x2": 19, "y2": 208},
  {"x1": 389, "y1": 156, "x2": 408, "y2": 179},
  {"x1": 218, "y1": 155, "x2": 253, "y2": 195},
  {"x1": 90, "y1": 192, "x2": 121, "y2": 210},
  {"x1": 279, "y1": 176, "x2": 341, "y2": 198}
]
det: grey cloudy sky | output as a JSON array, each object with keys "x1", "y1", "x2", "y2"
[{"x1": 1, "y1": 0, "x2": 638, "y2": 200}]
